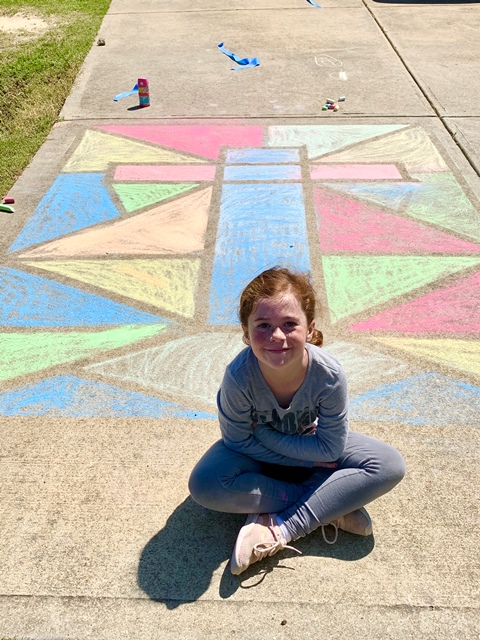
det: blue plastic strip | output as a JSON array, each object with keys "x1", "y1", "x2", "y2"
[
  {"x1": 306, "y1": 0, "x2": 321, "y2": 6},
  {"x1": 218, "y1": 43, "x2": 260, "y2": 70},
  {"x1": 114, "y1": 84, "x2": 138, "y2": 102}
]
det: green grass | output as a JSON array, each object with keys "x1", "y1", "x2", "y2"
[{"x1": 0, "y1": 0, "x2": 111, "y2": 196}]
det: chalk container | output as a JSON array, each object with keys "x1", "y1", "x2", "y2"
[{"x1": 138, "y1": 78, "x2": 150, "y2": 107}]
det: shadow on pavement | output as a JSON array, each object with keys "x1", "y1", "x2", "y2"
[{"x1": 138, "y1": 497, "x2": 375, "y2": 608}]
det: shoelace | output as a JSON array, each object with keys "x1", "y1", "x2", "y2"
[
  {"x1": 252, "y1": 517, "x2": 302, "y2": 561},
  {"x1": 321, "y1": 522, "x2": 339, "y2": 545}
]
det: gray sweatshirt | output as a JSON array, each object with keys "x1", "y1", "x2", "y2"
[{"x1": 217, "y1": 342, "x2": 349, "y2": 467}]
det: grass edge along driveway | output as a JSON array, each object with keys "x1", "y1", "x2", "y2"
[{"x1": 0, "y1": 0, "x2": 112, "y2": 197}]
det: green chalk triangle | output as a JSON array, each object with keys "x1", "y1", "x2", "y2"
[
  {"x1": 406, "y1": 173, "x2": 480, "y2": 243},
  {"x1": 322, "y1": 256, "x2": 480, "y2": 323},
  {"x1": 112, "y1": 183, "x2": 199, "y2": 213},
  {"x1": 0, "y1": 324, "x2": 168, "y2": 382}
]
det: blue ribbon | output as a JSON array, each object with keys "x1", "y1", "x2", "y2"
[
  {"x1": 113, "y1": 84, "x2": 138, "y2": 102},
  {"x1": 218, "y1": 43, "x2": 260, "y2": 70}
]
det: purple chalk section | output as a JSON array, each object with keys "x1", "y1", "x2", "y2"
[{"x1": 8, "y1": 174, "x2": 120, "y2": 253}]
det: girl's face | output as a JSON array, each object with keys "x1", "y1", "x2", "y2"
[{"x1": 243, "y1": 292, "x2": 315, "y2": 376}]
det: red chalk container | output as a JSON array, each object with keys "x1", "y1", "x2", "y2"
[{"x1": 138, "y1": 78, "x2": 150, "y2": 107}]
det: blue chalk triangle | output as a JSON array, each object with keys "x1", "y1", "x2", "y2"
[
  {"x1": 349, "y1": 373, "x2": 480, "y2": 426},
  {"x1": 0, "y1": 375, "x2": 217, "y2": 418},
  {"x1": 0, "y1": 267, "x2": 166, "y2": 326},
  {"x1": 324, "y1": 182, "x2": 420, "y2": 212},
  {"x1": 8, "y1": 174, "x2": 120, "y2": 253}
]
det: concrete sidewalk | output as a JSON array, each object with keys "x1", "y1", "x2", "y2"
[{"x1": 0, "y1": 1, "x2": 479, "y2": 638}]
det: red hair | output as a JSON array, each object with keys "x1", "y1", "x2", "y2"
[{"x1": 239, "y1": 267, "x2": 323, "y2": 347}]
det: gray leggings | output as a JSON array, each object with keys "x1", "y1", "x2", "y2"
[{"x1": 189, "y1": 431, "x2": 405, "y2": 540}]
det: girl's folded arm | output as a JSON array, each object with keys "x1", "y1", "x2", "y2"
[
  {"x1": 217, "y1": 388, "x2": 313, "y2": 467},
  {"x1": 253, "y1": 375, "x2": 349, "y2": 462}
]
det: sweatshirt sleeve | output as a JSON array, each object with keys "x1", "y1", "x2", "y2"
[
  {"x1": 217, "y1": 371, "x2": 313, "y2": 467},
  {"x1": 253, "y1": 365, "x2": 349, "y2": 462}
]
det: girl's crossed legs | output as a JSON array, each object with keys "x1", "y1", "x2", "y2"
[{"x1": 189, "y1": 431, "x2": 405, "y2": 541}]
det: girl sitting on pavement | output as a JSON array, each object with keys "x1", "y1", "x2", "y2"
[{"x1": 189, "y1": 266, "x2": 405, "y2": 575}]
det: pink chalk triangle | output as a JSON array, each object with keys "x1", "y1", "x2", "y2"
[
  {"x1": 350, "y1": 270, "x2": 480, "y2": 333},
  {"x1": 96, "y1": 125, "x2": 264, "y2": 161},
  {"x1": 314, "y1": 188, "x2": 480, "y2": 254}
]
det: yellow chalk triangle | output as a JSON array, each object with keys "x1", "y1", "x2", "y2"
[
  {"x1": 25, "y1": 259, "x2": 201, "y2": 318},
  {"x1": 314, "y1": 127, "x2": 447, "y2": 173},
  {"x1": 373, "y1": 337, "x2": 480, "y2": 379},
  {"x1": 63, "y1": 130, "x2": 205, "y2": 172}
]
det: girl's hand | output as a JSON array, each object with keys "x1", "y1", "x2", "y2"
[{"x1": 312, "y1": 461, "x2": 338, "y2": 468}]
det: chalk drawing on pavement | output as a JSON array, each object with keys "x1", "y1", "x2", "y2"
[
  {"x1": 63, "y1": 129, "x2": 203, "y2": 172},
  {"x1": 112, "y1": 183, "x2": 199, "y2": 213},
  {"x1": 26, "y1": 259, "x2": 201, "y2": 319},
  {"x1": 310, "y1": 164, "x2": 404, "y2": 181},
  {"x1": 114, "y1": 165, "x2": 217, "y2": 182},
  {"x1": 224, "y1": 164, "x2": 302, "y2": 181},
  {"x1": 225, "y1": 148, "x2": 300, "y2": 164},
  {"x1": 349, "y1": 373, "x2": 480, "y2": 427},
  {"x1": 268, "y1": 124, "x2": 407, "y2": 159},
  {"x1": 209, "y1": 182, "x2": 310, "y2": 325},
  {"x1": 314, "y1": 189, "x2": 480, "y2": 254},
  {"x1": 314, "y1": 55, "x2": 343, "y2": 67},
  {"x1": 324, "y1": 181, "x2": 420, "y2": 212},
  {"x1": 0, "y1": 375, "x2": 216, "y2": 419},
  {"x1": 405, "y1": 173, "x2": 480, "y2": 243},
  {"x1": 95, "y1": 124, "x2": 264, "y2": 160},
  {"x1": 313, "y1": 126, "x2": 448, "y2": 172},
  {"x1": 1, "y1": 122, "x2": 479, "y2": 421},
  {"x1": 8, "y1": 174, "x2": 120, "y2": 253},
  {"x1": 324, "y1": 341, "x2": 409, "y2": 395},
  {"x1": 372, "y1": 338, "x2": 480, "y2": 381},
  {"x1": 322, "y1": 256, "x2": 480, "y2": 323},
  {"x1": 350, "y1": 270, "x2": 480, "y2": 333},
  {"x1": 0, "y1": 324, "x2": 168, "y2": 383},
  {"x1": 0, "y1": 267, "x2": 167, "y2": 327},
  {"x1": 86, "y1": 333, "x2": 245, "y2": 411},
  {"x1": 20, "y1": 187, "x2": 212, "y2": 257}
]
